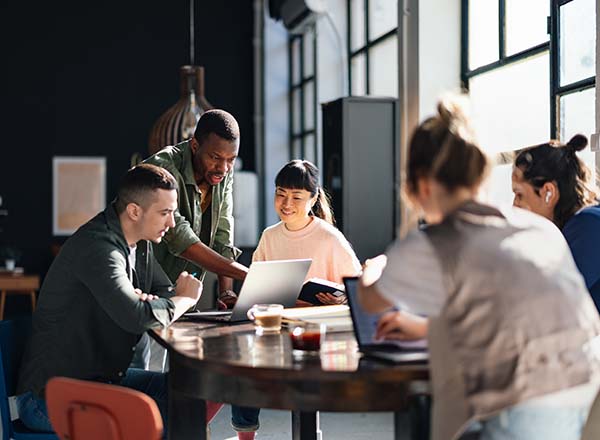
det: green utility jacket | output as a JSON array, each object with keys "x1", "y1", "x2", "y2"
[
  {"x1": 144, "y1": 140, "x2": 241, "y2": 283},
  {"x1": 17, "y1": 204, "x2": 175, "y2": 398}
]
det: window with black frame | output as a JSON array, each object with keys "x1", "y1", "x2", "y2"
[
  {"x1": 348, "y1": 0, "x2": 398, "y2": 97},
  {"x1": 553, "y1": 0, "x2": 596, "y2": 147},
  {"x1": 289, "y1": 25, "x2": 318, "y2": 164},
  {"x1": 462, "y1": 0, "x2": 596, "y2": 205}
]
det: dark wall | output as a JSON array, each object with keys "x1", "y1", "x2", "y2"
[{"x1": 0, "y1": 1, "x2": 255, "y2": 281}]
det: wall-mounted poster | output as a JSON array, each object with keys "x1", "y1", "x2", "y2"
[{"x1": 53, "y1": 157, "x2": 106, "y2": 235}]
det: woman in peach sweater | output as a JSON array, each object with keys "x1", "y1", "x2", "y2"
[{"x1": 253, "y1": 160, "x2": 361, "y2": 305}]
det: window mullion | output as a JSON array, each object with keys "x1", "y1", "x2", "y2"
[
  {"x1": 499, "y1": 0, "x2": 506, "y2": 59},
  {"x1": 288, "y1": 38, "x2": 294, "y2": 160},
  {"x1": 556, "y1": 77, "x2": 596, "y2": 96},
  {"x1": 347, "y1": 0, "x2": 352, "y2": 95},
  {"x1": 549, "y1": 0, "x2": 560, "y2": 139},
  {"x1": 461, "y1": 0, "x2": 469, "y2": 89},
  {"x1": 300, "y1": 36, "x2": 305, "y2": 159},
  {"x1": 312, "y1": 25, "x2": 319, "y2": 167},
  {"x1": 365, "y1": 0, "x2": 370, "y2": 94}
]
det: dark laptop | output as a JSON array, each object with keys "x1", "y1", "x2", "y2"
[
  {"x1": 344, "y1": 276, "x2": 428, "y2": 363},
  {"x1": 185, "y1": 259, "x2": 312, "y2": 323}
]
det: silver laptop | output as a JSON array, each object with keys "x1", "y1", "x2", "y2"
[
  {"x1": 185, "y1": 259, "x2": 312, "y2": 323},
  {"x1": 344, "y1": 276, "x2": 428, "y2": 363}
]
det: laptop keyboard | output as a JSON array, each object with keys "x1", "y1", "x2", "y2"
[
  {"x1": 183, "y1": 310, "x2": 233, "y2": 321},
  {"x1": 365, "y1": 342, "x2": 425, "y2": 352}
]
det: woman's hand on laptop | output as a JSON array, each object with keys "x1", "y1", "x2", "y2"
[{"x1": 375, "y1": 310, "x2": 428, "y2": 341}]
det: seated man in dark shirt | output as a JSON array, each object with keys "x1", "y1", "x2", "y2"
[{"x1": 16, "y1": 164, "x2": 203, "y2": 433}]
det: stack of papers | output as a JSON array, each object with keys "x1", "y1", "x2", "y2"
[{"x1": 282, "y1": 305, "x2": 353, "y2": 332}]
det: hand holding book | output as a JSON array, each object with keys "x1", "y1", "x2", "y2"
[
  {"x1": 315, "y1": 292, "x2": 346, "y2": 305},
  {"x1": 298, "y1": 278, "x2": 346, "y2": 305}
]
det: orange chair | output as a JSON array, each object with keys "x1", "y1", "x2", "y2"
[{"x1": 46, "y1": 377, "x2": 163, "y2": 440}]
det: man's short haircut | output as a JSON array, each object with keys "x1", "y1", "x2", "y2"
[
  {"x1": 115, "y1": 164, "x2": 178, "y2": 214},
  {"x1": 193, "y1": 109, "x2": 240, "y2": 146}
]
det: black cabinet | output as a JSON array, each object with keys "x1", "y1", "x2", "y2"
[{"x1": 321, "y1": 97, "x2": 400, "y2": 261}]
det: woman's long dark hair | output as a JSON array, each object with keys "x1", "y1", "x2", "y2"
[
  {"x1": 275, "y1": 160, "x2": 335, "y2": 225},
  {"x1": 514, "y1": 134, "x2": 597, "y2": 229}
]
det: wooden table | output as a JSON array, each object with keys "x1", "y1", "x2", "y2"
[
  {"x1": 151, "y1": 320, "x2": 430, "y2": 440},
  {"x1": 0, "y1": 274, "x2": 39, "y2": 319}
]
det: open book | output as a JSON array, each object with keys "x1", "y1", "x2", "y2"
[{"x1": 298, "y1": 278, "x2": 345, "y2": 305}]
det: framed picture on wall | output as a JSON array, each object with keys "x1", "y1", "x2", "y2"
[{"x1": 53, "y1": 157, "x2": 106, "y2": 236}]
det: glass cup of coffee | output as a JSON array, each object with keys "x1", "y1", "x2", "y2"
[
  {"x1": 247, "y1": 304, "x2": 284, "y2": 335},
  {"x1": 289, "y1": 322, "x2": 327, "y2": 356}
]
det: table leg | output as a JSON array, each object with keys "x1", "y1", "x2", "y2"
[
  {"x1": 0, "y1": 290, "x2": 6, "y2": 320},
  {"x1": 292, "y1": 411, "x2": 322, "y2": 440},
  {"x1": 30, "y1": 290, "x2": 36, "y2": 311},
  {"x1": 168, "y1": 376, "x2": 207, "y2": 440},
  {"x1": 405, "y1": 394, "x2": 431, "y2": 440}
]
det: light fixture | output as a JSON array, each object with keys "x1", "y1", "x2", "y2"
[{"x1": 147, "y1": 0, "x2": 213, "y2": 155}]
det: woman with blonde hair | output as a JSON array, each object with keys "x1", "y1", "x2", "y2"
[{"x1": 359, "y1": 97, "x2": 600, "y2": 440}]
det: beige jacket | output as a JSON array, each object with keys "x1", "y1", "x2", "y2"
[{"x1": 424, "y1": 202, "x2": 600, "y2": 440}]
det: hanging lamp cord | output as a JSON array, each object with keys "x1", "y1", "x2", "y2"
[{"x1": 189, "y1": 0, "x2": 195, "y2": 65}]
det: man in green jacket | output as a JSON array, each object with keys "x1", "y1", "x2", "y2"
[
  {"x1": 16, "y1": 164, "x2": 203, "y2": 432},
  {"x1": 144, "y1": 109, "x2": 248, "y2": 309},
  {"x1": 144, "y1": 111, "x2": 261, "y2": 438}
]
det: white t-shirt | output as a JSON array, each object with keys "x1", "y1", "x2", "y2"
[
  {"x1": 128, "y1": 244, "x2": 137, "y2": 282},
  {"x1": 377, "y1": 229, "x2": 445, "y2": 316}
]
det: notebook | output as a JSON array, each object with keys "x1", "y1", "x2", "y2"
[
  {"x1": 344, "y1": 276, "x2": 428, "y2": 363},
  {"x1": 297, "y1": 278, "x2": 345, "y2": 305},
  {"x1": 185, "y1": 259, "x2": 312, "y2": 323}
]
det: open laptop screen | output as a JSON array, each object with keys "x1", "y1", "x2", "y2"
[
  {"x1": 344, "y1": 276, "x2": 381, "y2": 346},
  {"x1": 344, "y1": 276, "x2": 427, "y2": 350}
]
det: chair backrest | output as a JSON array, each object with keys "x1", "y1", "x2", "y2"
[
  {"x1": 46, "y1": 377, "x2": 163, "y2": 440},
  {"x1": 0, "y1": 317, "x2": 32, "y2": 438},
  {"x1": 581, "y1": 388, "x2": 600, "y2": 440}
]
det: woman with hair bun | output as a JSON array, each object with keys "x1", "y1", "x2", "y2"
[
  {"x1": 512, "y1": 134, "x2": 600, "y2": 310},
  {"x1": 253, "y1": 159, "x2": 361, "y2": 305},
  {"x1": 358, "y1": 96, "x2": 600, "y2": 440}
]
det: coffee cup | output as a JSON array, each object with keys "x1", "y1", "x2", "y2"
[
  {"x1": 289, "y1": 322, "x2": 326, "y2": 356},
  {"x1": 247, "y1": 304, "x2": 284, "y2": 335}
]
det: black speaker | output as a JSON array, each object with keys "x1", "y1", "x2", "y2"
[
  {"x1": 267, "y1": 0, "x2": 327, "y2": 33},
  {"x1": 321, "y1": 97, "x2": 400, "y2": 261}
]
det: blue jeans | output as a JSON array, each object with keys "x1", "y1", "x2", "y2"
[
  {"x1": 479, "y1": 404, "x2": 590, "y2": 440},
  {"x1": 232, "y1": 405, "x2": 260, "y2": 432},
  {"x1": 17, "y1": 368, "x2": 260, "y2": 434},
  {"x1": 129, "y1": 333, "x2": 151, "y2": 369}
]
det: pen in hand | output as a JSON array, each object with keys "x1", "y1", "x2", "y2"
[{"x1": 168, "y1": 272, "x2": 198, "y2": 292}]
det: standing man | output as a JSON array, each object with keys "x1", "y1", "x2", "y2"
[
  {"x1": 16, "y1": 164, "x2": 204, "y2": 432},
  {"x1": 146, "y1": 110, "x2": 260, "y2": 439},
  {"x1": 144, "y1": 109, "x2": 248, "y2": 309}
]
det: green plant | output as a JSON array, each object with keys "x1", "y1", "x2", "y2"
[{"x1": 0, "y1": 245, "x2": 22, "y2": 262}]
